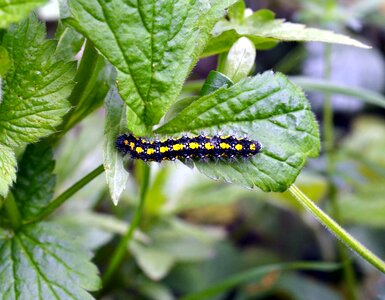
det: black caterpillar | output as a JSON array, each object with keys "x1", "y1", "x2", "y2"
[{"x1": 116, "y1": 133, "x2": 261, "y2": 162}]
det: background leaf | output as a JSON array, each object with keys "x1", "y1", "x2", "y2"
[
  {"x1": 0, "y1": 144, "x2": 16, "y2": 197},
  {"x1": 0, "y1": 222, "x2": 100, "y2": 299},
  {"x1": 12, "y1": 142, "x2": 56, "y2": 219},
  {"x1": 0, "y1": 15, "x2": 75, "y2": 148},
  {"x1": 156, "y1": 71, "x2": 320, "y2": 192},
  {"x1": 203, "y1": 9, "x2": 369, "y2": 57},
  {"x1": 64, "y1": 0, "x2": 237, "y2": 134},
  {"x1": 0, "y1": 0, "x2": 46, "y2": 28}
]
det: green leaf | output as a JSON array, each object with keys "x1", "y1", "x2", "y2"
[
  {"x1": 0, "y1": 222, "x2": 100, "y2": 299},
  {"x1": 0, "y1": 144, "x2": 16, "y2": 197},
  {"x1": 12, "y1": 142, "x2": 56, "y2": 219},
  {"x1": 130, "y1": 240, "x2": 175, "y2": 280},
  {"x1": 290, "y1": 76, "x2": 385, "y2": 109},
  {"x1": 199, "y1": 71, "x2": 233, "y2": 97},
  {"x1": 54, "y1": 23, "x2": 85, "y2": 61},
  {"x1": 156, "y1": 71, "x2": 320, "y2": 192},
  {"x1": 64, "y1": 0, "x2": 237, "y2": 134},
  {"x1": 130, "y1": 218, "x2": 224, "y2": 280},
  {"x1": 104, "y1": 88, "x2": 128, "y2": 205},
  {"x1": 221, "y1": 37, "x2": 256, "y2": 83},
  {"x1": 0, "y1": 0, "x2": 46, "y2": 28},
  {"x1": 203, "y1": 9, "x2": 369, "y2": 57},
  {"x1": 60, "y1": 40, "x2": 116, "y2": 134},
  {"x1": 340, "y1": 184, "x2": 385, "y2": 228},
  {"x1": 0, "y1": 46, "x2": 11, "y2": 76},
  {"x1": 0, "y1": 15, "x2": 74, "y2": 147},
  {"x1": 227, "y1": 1, "x2": 245, "y2": 22},
  {"x1": 180, "y1": 261, "x2": 340, "y2": 300}
]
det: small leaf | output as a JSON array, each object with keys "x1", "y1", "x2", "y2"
[
  {"x1": 200, "y1": 71, "x2": 233, "y2": 96},
  {"x1": 0, "y1": 222, "x2": 101, "y2": 299},
  {"x1": 104, "y1": 88, "x2": 129, "y2": 205},
  {"x1": 54, "y1": 23, "x2": 85, "y2": 61},
  {"x1": 12, "y1": 142, "x2": 56, "y2": 218},
  {"x1": 0, "y1": 46, "x2": 11, "y2": 77},
  {"x1": 203, "y1": 9, "x2": 369, "y2": 56},
  {"x1": 221, "y1": 37, "x2": 256, "y2": 83},
  {"x1": 227, "y1": 1, "x2": 246, "y2": 22},
  {"x1": 157, "y1": 71, "x2": 320, "y2": 192},
  {"x1": 64, "y1": 0, "x2": 237, "y2": 134},
  {"x1": 340, "y1": 184, "x2": 385, "y2": 228},
  {"x1": 130, "y1": 241, "x2": 175, "y2": 281},
  {"x1": 0, "y1": 144, "x2": 16, "y2": 197},
  {"x1": 0, "y1": 0, "x2": 46, "y2": 28},
  {"x1": 0, "y1": 15, "x2": 74, "y2": 148}
]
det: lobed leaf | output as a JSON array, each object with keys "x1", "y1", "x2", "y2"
[
  {"x1": 156, "y1": 71, "x2": 320, "y2": 192},
  {"x1": 0, "y1": 222, "x2": 100, "y2": 299},
  {"x1": 12, "y1": 143, "x2": 56, "y2": 219},
  {"x1": 203, "y1": 9, "x2": 369, "y2": 57},
  {"x1": 0, "y1": 15, "x2": 74, "y2": 148},
  {"x1": 0, "y1": 0, "x2": 46, "y2": 28},
  {"x1": 0, "y1": 144, "x2": 16, "y2": 197},
  {"x1": 63, "y1": 0, "x2": 237, "y2": 134}
]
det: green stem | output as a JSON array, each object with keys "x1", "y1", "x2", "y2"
[
  {"x1": 288, "y1": 185, "x2": 385, "y2": 274},
  {"x1": 3, "y1": 193, "x2": 22, "y2": 230},
  {"x1": 102, "y1": 161, "x2": 151, "y2": 287},
  {"x1": 322, "y1": 44, "x2": 357, "y2": 299},
  {"x1": 25, "y1": 164, "x2": 104, "y2": 224}
]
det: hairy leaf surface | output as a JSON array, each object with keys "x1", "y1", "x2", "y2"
[
  {"x1": 64, "y1": 0, "x2": 236, "y2": 134},
  {"x1": 0, "y1": 16, "x2": 74, "y2": 148},
  {"x1": 12, "y1": 143, "x2": 56, "y2": 218},
  {"x1": 157, "y1": 72, "x2": 320, "y2": 192},
  {"x1": 0, "y1": 222, "x2": 100, "y2": 299}
]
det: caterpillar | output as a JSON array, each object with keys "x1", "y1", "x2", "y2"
[{"x1": 116, "y1": 133, "x2": 261, "y2": 162}]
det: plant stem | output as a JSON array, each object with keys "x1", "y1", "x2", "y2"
[
  {"x1": 288, "y1": 185, "x2": 385, "y2": 274},
  {"x1": 322, "y1": 44, "x2": 358, "y2": 299},
  {"x1": 3, "y1": 193, "x2": 22, "y2": 230},
  {"x1": 102, "y1": 161, "x2": 151, "y2": 287},
  {"x1": 25, "y1": 164, "x2": 104, "y2": 224}
]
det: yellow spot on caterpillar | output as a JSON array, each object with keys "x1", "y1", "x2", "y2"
[
  {"x1": 189, "y1": 142, "x2": 199, "y2": 149},
  {"x1": 160, "y1": 146, "x2": 169, "y2": 153},
  {"x1": 220, "y1": 135, "x2": 230, "y2": 139},
  {"x1": 235, "y1": 144, "x2": 243, "y2": 151},
  {"x1": 147, "y1": 148, "x2": 155, "y2": 155},
  {"x1": 124, "y1": 140, "x2": 129, "y2": 146},
  {"x1": 205, "y1": 142, "x2": 214, "y2": 150},
  {"x1": 141, "y1": 139, "x2": 146, "y2": 143},
  {"x1": 136, "y1": 147, "x2": 144, "y2": 154},
  {"x1": 250, "y1": 144, "x2": 256, "y2": 151},
  {"x1": 129, "y1": 142, "x2": 135, "y2": 150},
  {"x1": 219, "y1": 142, "x2": 230, "y2": 149},
  {"x1": 173, "y1": 144, "x2": 184, "y2": 151}
]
